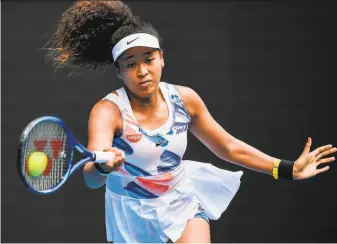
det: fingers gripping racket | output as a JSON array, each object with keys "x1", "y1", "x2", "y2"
[{"x1": 17, "y1": 116, "x2": 115, "y2": 195}]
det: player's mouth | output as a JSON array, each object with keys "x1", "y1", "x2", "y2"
[{"x1": 139, "y1": 80, "x2": 152, "y2": 88}]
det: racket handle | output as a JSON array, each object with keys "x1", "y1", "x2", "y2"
[{"x1": 93, "y1": 151, "x2": 115, "y2": 164}]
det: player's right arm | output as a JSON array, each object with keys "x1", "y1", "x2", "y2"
[{"x1": 83, "y1": 99, "x2": 125, "y2": 189}]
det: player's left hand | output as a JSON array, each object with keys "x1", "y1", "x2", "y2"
[{"x1": 293, "y1": 137, "x2": 337, "y2": 180}]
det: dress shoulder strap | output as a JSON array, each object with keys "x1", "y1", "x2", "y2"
[
  {"x1": 161, "y1": 82, "x2": 191, "y2": 124},
  {"x1": 102, "y1": 87, "x2": 130, "y2": 111}
]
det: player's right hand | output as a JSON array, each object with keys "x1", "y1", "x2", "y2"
[{"x1": 100, "y1": 147, "x2": 125, "y2": 172}]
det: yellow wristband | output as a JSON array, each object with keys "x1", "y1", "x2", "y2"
[{"x1": 272, "y1": 160, "x2": 281, "y2": 180}]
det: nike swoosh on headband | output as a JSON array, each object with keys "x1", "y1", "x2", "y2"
[{"x1": 127, "y1": 37, "x2": 140, "y2": 45}]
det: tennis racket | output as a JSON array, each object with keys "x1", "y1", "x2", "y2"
[{"x1": 17, "y1": 116, "x2": 115, "y2": 195}]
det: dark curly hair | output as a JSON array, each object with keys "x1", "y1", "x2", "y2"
[{"x1": 44, "y1": 0, "x2": 161, "y2": 72}]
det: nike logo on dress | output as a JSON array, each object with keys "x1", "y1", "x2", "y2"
[
  {"x1": 156, "y1": 139, "x2": 167, "y2": 147},
  {"x1": 127, "y1": 37, "x2": 139, "y2": 45}
]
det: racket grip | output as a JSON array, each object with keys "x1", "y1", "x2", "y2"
[{"x1": 93, "y1": 151, "x2": 115, "y2": 164}]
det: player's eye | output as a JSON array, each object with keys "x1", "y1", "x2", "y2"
[
  {"x1": 126, "y1": 63, "x2": 136, "y2": 68},
  {"x1": 145, "y1": 58, "x2": 154, "y2": 64}
]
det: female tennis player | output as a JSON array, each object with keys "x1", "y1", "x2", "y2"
[{"x1": 45, "y1": 1, "x2": 336, "y2": 243}]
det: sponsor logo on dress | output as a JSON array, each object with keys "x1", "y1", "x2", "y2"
[
  {"x1": 175, "y1": 124, "x2": 188, "y2": 134},
  {"x1": 156, "y1": 139, "x2": 167, "y2": 147},
  {"x1": 126, "y1": 134, "x2": 142, "y2": 143}
]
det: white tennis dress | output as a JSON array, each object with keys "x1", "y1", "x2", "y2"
[{"x1": 102, "y1": 82, "x2": 243, "y2": 243}]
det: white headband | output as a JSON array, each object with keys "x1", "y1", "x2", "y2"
[{"x1": 112, "y1": 33, "x2": 160, "y2": 62}]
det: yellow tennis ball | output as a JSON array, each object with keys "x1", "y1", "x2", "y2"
[{"x1": 27, "y1": 152, "x2": 48, "y2": 177}]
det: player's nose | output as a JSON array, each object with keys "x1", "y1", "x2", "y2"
[{"x1": 137, "y1": 63, "x2": 148, "y2": 77}]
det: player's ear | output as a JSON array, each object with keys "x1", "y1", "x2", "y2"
[
  {"x1": 116, "y1": 68, "x2": 122, "y2": 79},
  {"x1": 159, "y1": 49, "x2": 164, "y2": 68},
  {"x1": 114, "y1": 61, "x2": 123, "y2": 79}
]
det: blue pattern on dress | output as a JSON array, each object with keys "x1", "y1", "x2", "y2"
[
  {"x1": 125, "y1": 182, "x2": 158, "y2": 199},
  {"x1": 157, "y1": 150, "x2": 181, "y2": 173},
  {"x1": 124, "y1": 161, "x2": 152, "y2": 177},
  {"x1": 112, "y1": 137, "x2": 134, "y2": 155}
]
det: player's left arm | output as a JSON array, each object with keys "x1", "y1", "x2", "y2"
[{"x1": 176, "y1": 85, "x2": 336, "y2": 179}]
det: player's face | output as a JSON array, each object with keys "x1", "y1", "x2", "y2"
[{"x1": 116, "y1": 46, "x2": 164, "y2": 98}]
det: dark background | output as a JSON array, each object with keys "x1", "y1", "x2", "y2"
[{"x1": 2, "y1": 1, "x2": 337, "y2": 243}]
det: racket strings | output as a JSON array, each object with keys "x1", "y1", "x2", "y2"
[{"x1": 21, "y1": 122, "x2": 71, "y2": 191}]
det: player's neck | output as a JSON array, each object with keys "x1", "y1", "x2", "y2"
[{"x1": 126, "y1": 87, "x2": 162, "y2": 110}]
